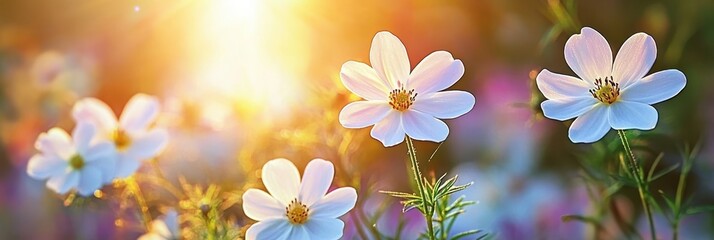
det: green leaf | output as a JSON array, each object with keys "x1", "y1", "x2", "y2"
[
  {"x1": 451, "y1": 230, "x2": 482, "y2": 240},
  {"x1": 684, "y1": 205, "x2": 714, "y2": 215}
]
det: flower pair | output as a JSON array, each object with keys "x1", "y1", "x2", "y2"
[{"x1": 27, "y1": 94, "x2": 168, "y2": 196}]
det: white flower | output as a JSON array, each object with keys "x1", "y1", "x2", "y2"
[
  {"x1": 242, "y1": 159, "x2": 357, "y2": 240},
  {"x1": 26, "y1": 123, "x2": 116, "y2": 196},
  {"x1": 537, "y1": 27, "x2": 686, "y2": 143},
  {"x1": 72, "y1": 93, "x2": 169, "y2": 179},
  {"x1": 138, "y1": 209, "x2": 180, "y2": 240},
  {"x1": 338, "y1": 31, "x2": 476, "y2": 147}
]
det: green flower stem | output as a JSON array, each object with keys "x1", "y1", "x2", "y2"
[
  {"x1": 405, "y1": 137, "x2": 435, "y2": 240},
  {"x1": 673, "y1": 147, "x2": 694, "y2": 240},
  {"x1": 617, "y1": 130, "x2": 656, "y2": 240}
]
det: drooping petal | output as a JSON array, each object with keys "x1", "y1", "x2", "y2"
[
  {"x1": 535, "y1": 69, "x2": 592, "y2": 99},
  {"x1": 304, "y1": 218, "x2": 344, "y2": 240},
  {"x1": 608, "y1": 101, "x2": 658, "y2": 130},
  {"x1": 338, "y1": 101, "x2": 391, "y2": 128},
  {"x1": 299, "y1": 159, "x2": 334, "y2": 206},
  {"x1": 340, "y1": 61, "x2": 390, "y2": 101},
  {"x1": 411, "y1": 91, "x2": 475, "y2": 119},
  {"x1": 402, "y1": 110, "x2": 449, "y2": 142},
  {"x1": 243, "y1": 189, "x2": 287, "y2": 221},
  {"x1": 564, "y1": 27, "x2": 613, "y2": 82},
  {"x1": 370, "y1": 31, "x2": 410, "y2": 89},
  {"x1": 408, "y1": 51, "x2": 465, "y2": 94},
  {"x1": 568, "y1": 105, "x2": 611, "y2": 143},
  {"x1": 541, "y1": 97, "x2": 599, "y2": 121},
  {"x1": 620, "y1": 69, "x2": 686, "y2": 105},
  {"x1": 125, "y1": 129, "x2": 168, "y2": 160},
  {"x1": 310, "y1": 187, "x2": 357, "y2": 219},
  {"x1": 245, "y1": 219, "x2": 292, "y2": 240},
  {"x1": 35, "y1": 128, "x2": 74, "y2": 160},
  {"x1": 72, "y1": 122, "x2": 96, "y2": 155},
  {"x1": 113, "y1": 155, "x2": 141, "y2": 179},
  {"x1": 370, "y1": 111, "x2": 405, "y2": 147},
  {"x1": 119, "y1": 94, "x2": 161, "y2": 134},
  {"x1": 76, "y1": 166, "x2": 102, "y2": 196},
  {"x1": 262, "y1": 159, "x2": 301, "y2": 206},
  {"x1": 72, "y1": 98, "x2": 118, "y2": 134},
  {"x1": 46, "y1": 171, "x2": 79, "y2": 195},
  {"x1": 612, "y1": 32, "x2": 657, "y2": 89},
  {"x1": 27, "y1": 154, "x2": 67, "y2": 180}
]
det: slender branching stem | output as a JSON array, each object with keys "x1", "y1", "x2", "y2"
[
  {"x1": 405, "y1": 137, "x2": 435, "y2": 240},
  {"x1": 617, "y1": 130, "x2": 656, "y2": 240},
  {"x1": 126, "y1": 176, "x2": 153, "y2": 231}
]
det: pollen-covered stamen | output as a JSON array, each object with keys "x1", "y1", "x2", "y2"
[
  {"x1": 589, "y1": 76, "x2": 620, "y2": 104},
  {"x1": 69, "y1": 154, "x2": 85, "y2": 170},
  {"x1": 388, "y1": 82, "x2": 417, "y2": 111},
  {"x1": 285, "y1": 198, "x2": 309, "y2": 225},
  {"x1": 112, "y1": 129, "x2": 132, "y2": 151}
]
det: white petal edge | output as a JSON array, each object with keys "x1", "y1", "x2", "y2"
[
  {"x1": 243, "y1": 189, "x2": 287, "y2": 221},
  {"x1": 84, "y1": 142, "x2": 117, "y2": 183},
  {"x1": 245, "y1": 218, "x2": 292, "y2": 240},
  {"x1": 620, "y1": 69, "x2": 686, "y2": 105},
  {"x1": 72, "y1": 122, "x2": 96, "y2": 155},
  {"x1": 402, "y1": 110, "x2": 449, "y2": 143},
  {"x1": 340, "y1": 61, "x2": 390, "y2": 101},
  {"x1": 35, "y1": 128, "x2": 74, "y2": 160},
  {"x1": 536, "y1": 69, "x2": 592, "y2": 99},
  {"x1": 370, "y1": 110, "x2": 405, "y2": 147},
  {"x1": 113, "y1": 155, "x2": 141, "y2": 179},
  {"x1": 46, "y1": 171, "x2": 80, "y2": 195},
  {"x1": 370, "y1": 31, "x2": 410, "y2": 89},
  {"x1": 408, "y1": 51, "x2": 465, "y2": 94},
  {"x1": 612, "y1": 32, "x2": 657, "y2": 89},
  {"x1": 262, "y1": 158, "x2": 301, "y2": 206},
  {"x1": 304, "y1": 218, "x2": 344, "y2": 240},
  {"x1": 608, "y1": 101, "x2": 658, "y2": 130},
  {"x1": 568, "y1": 105, "x2": 611, "y2": 143},
  {"x1": 119, "y1": 93, "x2": 160, "y2": 134},
  {"x1": 541, "y1": 97, "x2": 599, "y2": 121},
  {"x1": 564, "y1": 27, "x2": 613, "y2": 82},
  {"x1": 310, "y1": 187, "x2": 357, "y2": 219},
  {"x1": 27, "y1": 154, "x2": 67, "y2": 180},
  {"x1": 339, "y1": 101, "x2": 391, "y2": 129},
  {"x1": 299, "y1": 159, "x2": 335, "y2": 207},
  {"x1": 72, "y1": 98, "x2": 118, "y2": 134},
  {"x1": 76, "y1": 166, "x2": 102, "y2": 196},
  {"x1": 411, "y1": 91, "x2": 475, "y2": 119},
  {"x1": 125, "y1": 128, "x2": 169, "y2": 160}
]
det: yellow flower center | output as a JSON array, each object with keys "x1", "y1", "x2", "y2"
[
  {"x1": 388, "y1": 83, "x2": 417, "y2": 111},
  {"x1": 285, "y1": 198, "x2": 309, "y2": 225},
  {"x1": 112, "y1": 129, "x2": 132, "y2": 151},
  {"x1": 69, "y1": 154, "x2": 85, "y2": 170},
  {"x1": 589, "y1": 76, "x2": 620, "y2": 104}
]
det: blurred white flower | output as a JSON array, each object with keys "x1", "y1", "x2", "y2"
[
  {"x1": 339, "y1": 31, "x2": 475, "y2": 147},
  {"x1": 72, "y1": 93, "x2": 168, "y2": 179},
  {"x1": 537, "y1": 27, "x2": 686, "y2": 143},
  {"x1": 138, "y1": 209, "x2": 180, "y2": 240},
  {"x1": 242, "y1": 159, "x2": 357, "y2": 240},
  {"x1": 26, "y1": 123, "x2": 116, "y2": 196}
]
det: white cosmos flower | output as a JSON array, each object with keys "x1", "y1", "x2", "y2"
[
  {"x1": 72, "y1": 93, "x2": 169, "y2": 179},
  {"x1": 338, "y1": 31, "x2": 476, "y2": 147},
  {"x1": 242, "y1": 158, "x2": 357, "y2": 240},
  {"x1": 537, "y1": 27, "x2": 686, "y2": 143},
  {"x1": 26, "y1": 123, "x2": 117, "y2": 196},
  {"x1": 138, "y1": 209, "x2": 180, "y2": 240}
]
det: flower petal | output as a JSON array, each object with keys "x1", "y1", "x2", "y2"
[
  {"x1": 370, "y1": 31, "x2": 410, "y2": 89},
  {"x1": 408, "y1": 51, "x2": 465, "y2": 94},
  {"x1": 402, "y1": 110, "x2": 449, "y2": 142},
  {"x1": 125, "y1": 129, "x2": 169, "y2": 160},
  {"x1": 541, "y1": 97, "x2": 599, "y2": 121},
  {"x1": 47, "y1": 171, "x2": 80, "y2": 195},
  {"x1": 287, "y1": 226, "x2": 310, "y2": 240},
  {"x1": 27, "y1": 154, "x2": 67, "y2": 180},
  {"x1": 299, "y1": 159, "x2": 334, "y2": 207},
  {"x1": 243, "y1": 189, "x2": 286, "y2": 221},
  {"x1": 72, "y1": 98, "x2": 117, "y2": 134},
  {"x1": 612, "y1": 32, "x2": 657, "y2": 89},
  {"x1": 84, "y1": 142, "x2": 117, "y2": 183},
  {"x1": 564, "y1": 27, "x2": 613, "y2": 81},
  {"x1": 113, "y1": 155, "x2": 141, "y2": 179},
  {"x1": 119, "y1": 93, "x2": 160, "y2": 134},
  {"x1": 338, "y1": 101, "x2": 391, "y2": 129},
  {"x1": 310, "y1": 187, "x2": 357, "y2": 219},
  {"x1": 411, "y1": 91, "x2": 475, "y2": 119},
  {"x1": 620, "y1": 69, "x2": 686, "y2": 105},
  {"x1": 246, "y1": 219, "x2": 292, "y2": 240},
  {"x1": 370, "y1": 110, "x2": 405, "y2": 147},
  {"x1": 262, "y1": 158, "x2": 301, "y2": 206},
  {"x1": 535, "y1": 69, "x2": 592, "y2": 99},
  {"x1": 608, "y1": 101, "x2": 658, "y2": 130},
  {"x1": 35, "y1": 128, "x2": 74, "y2": 160},
  {"x1": 72, "y1": 122, "x2": 96, "y2": 155},
  {"x1": 568, "y1": 105, "x2": 611, "y2": 143},
  {"x1": 340, "y1": 61, "x2": 390, "y2": 100},
  {"x1": 304, "y1": 218, "x2": 344, "y2": 240},
  {"x1": 76, "y1": 166, "x2": 102, "y2": 196}
]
